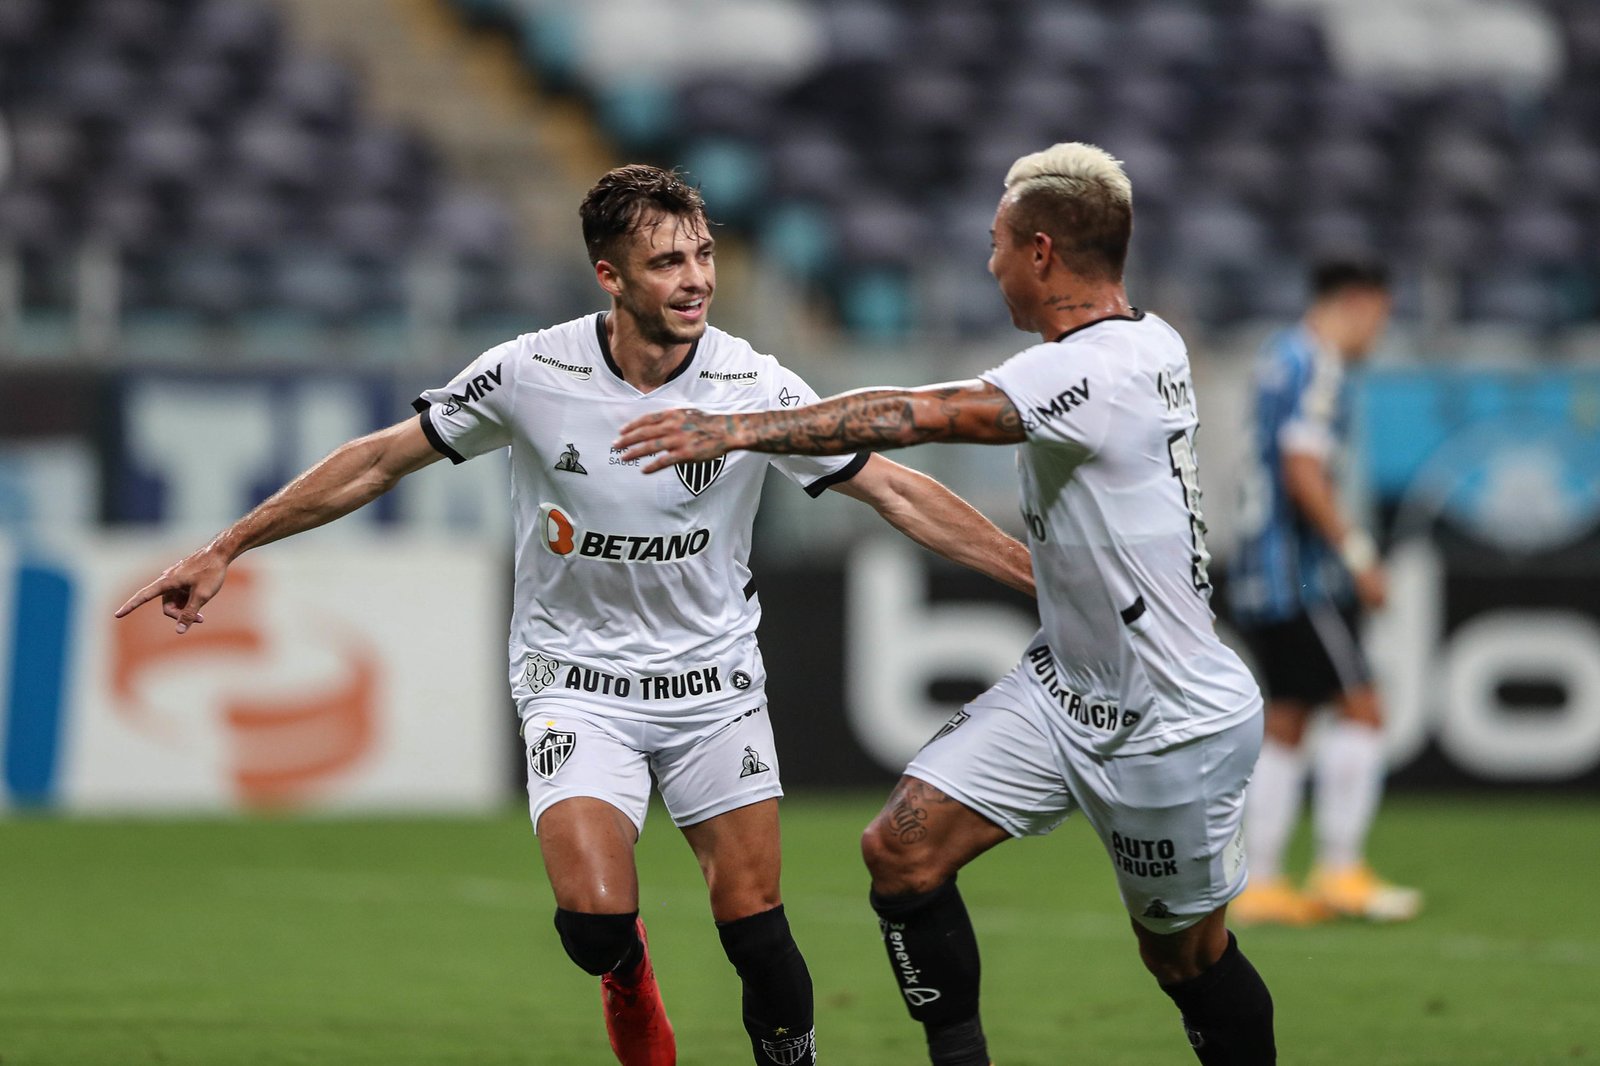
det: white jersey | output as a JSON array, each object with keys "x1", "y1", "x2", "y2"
[
  {"x1": 416, "y1": 312, "x2": 866, "y2": 726},
  {"x1": 980, "y1": 311, "x2": 1261, "y2": 756}
]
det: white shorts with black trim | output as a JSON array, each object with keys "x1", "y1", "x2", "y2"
[
  {"x1": 521, "y1": 703, "x2": 782, "y2": 834},
  {"x1": 906, "y1": 668, "x2": 1262, "y2": 934}
]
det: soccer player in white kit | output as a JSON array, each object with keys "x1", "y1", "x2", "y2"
[
  {"x1": 618, "y1": 144, "x2": 1278, "y2": 1065},
  {"x1": 114, "y1": 165, "x2": 1034, "y2": 1066}
]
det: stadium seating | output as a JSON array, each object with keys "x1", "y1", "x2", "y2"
[
  {"x1": 3, "y1": 0, "x2": 1595, "y2": 354},
  {"x1": 447, "y1": 0, "x2": 1599, "y2": 341},
  {"x1": 0, "y1": 0, "x2": 531, "y2": 359}
]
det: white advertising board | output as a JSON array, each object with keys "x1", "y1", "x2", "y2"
[{"x1": 0, "y1": 534, "x2": 509, "y2": 813}]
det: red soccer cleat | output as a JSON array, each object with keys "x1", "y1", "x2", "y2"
[{"x1": 600, "y1": 918, "x2": 676, "y2": 1066}]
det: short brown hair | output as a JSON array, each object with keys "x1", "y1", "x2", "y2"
[
  {"x1": 579, "y1": 164, "x2": 709, "y2": 265},
  {"x1": 1002, "y1": 143, "x2": 1133, "y2": 282},
  {"x1": 1311, "y1": 258, "x2": 1390, "y2": 298}
]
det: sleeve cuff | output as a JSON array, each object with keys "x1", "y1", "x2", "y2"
[
  {"x1": 803, "y1": 451, "x2": 870, "y2": 497},
  {"x1": 1278, "y1": 421, "x2": 1334, "y2": 460},
  {"x1": 413, "y1": 405, "x2": 467, "y2": 465}
]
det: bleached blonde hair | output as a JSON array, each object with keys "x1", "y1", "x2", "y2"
[{"x1": 1001, "y1": 142, "x2": 1133, "y2": 281}]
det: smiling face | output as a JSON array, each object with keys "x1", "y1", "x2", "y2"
[{"x1": 597, "y1": 209, "x2": 716, "y2": 348}]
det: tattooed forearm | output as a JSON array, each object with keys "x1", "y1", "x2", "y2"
[
  {"x1": 732, "y1": 393, "x2": 928, "y2": 455},
  {"x1": 734, "y1": 384, "x2": 1025, "y2": 454}
]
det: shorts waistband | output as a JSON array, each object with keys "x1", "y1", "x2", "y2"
[{"x1": 520, "y1": 652, "x2": 757, "y2": 704}]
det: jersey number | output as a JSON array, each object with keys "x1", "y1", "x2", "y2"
[{"x1": 1167, "y1": 432, "x2": 1213, "y2": 592}]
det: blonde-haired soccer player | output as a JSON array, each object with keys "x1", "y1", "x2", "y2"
[{"x1": 618, "y1": 143, "x2": 1278, "y2": 1065}]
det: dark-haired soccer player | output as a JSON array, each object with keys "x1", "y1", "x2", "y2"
[
  {"x1": 618, "y1": 143, "x2": 1277, "y2": 1066},
  {"x1": 115, "y1": 164, "x2": 1032, "y2": 1066},
  {"x1": 1226, "y1": 259, "x2": 1422, "y2": 927}
]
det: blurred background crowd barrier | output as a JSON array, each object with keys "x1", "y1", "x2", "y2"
[{"x1": 2, "y1": 0, "x2": 1597, "y2": 813}]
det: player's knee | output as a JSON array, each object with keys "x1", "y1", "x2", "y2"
[
  {"x1": 1135, "y1": 914, "x2": 1227, "y2": 985},
  {"x1": 860, "y1": 821, "x2": 910, "y2": 883},
  {"x1": 553, "y1": 908, "x2": 639, "y2": 976},
  {"x1": 1340, "y1": 692, "x2": 1384, "y2": 729},
  {"x1": 861, "y1": 823, "x2": 945, "y2": 896},
  {"x1": 702, "y1": 861, "x2": 782, "y2": 923},
  {"x1": 1263, "y1": 704, "x2": 1310, "y2": 745}
]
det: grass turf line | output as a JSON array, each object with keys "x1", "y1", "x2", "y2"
[{"x1": 1, "y1": 793, "x2": 1596, "y2": 1065}]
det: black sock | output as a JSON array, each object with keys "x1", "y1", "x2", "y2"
[
  {"x1": 717, "y1": 905, "x2": 816, "y2": 1066},
  {"x1": 926, "y1": 1017, "x2": 989, "y2": 1066},
  {"x1": 870, "y1": 879, "x2": 988, "y2": 1066},
  {"x1": 610, "y1": 930, "x2": 644, "y2": 981},
  {"x1": 1160, "y1": 932, "x2": 1276, "y2": 1065}
]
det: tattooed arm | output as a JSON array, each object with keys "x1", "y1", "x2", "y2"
[{"x1": 614, "y1": 380, "x2": 1025, "y2": 474}]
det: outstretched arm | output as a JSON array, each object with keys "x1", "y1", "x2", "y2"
[
  {"x1": 614, "y1": 380, "x2": 1025, "y2": 473},
  {"x1": 115, "y1": 417, "x2": 444, "y2": 632},
  {"x1": 830, "y1": 455, "x2": 1034, "y2": 596}
]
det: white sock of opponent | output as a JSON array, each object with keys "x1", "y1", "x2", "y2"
[
  {"x1": 1244, "y1": 739, "x2": 1307, "y2": 883},
  {"x1": 1313, "y1": 719, "x2": 1386, "y2": 870}
]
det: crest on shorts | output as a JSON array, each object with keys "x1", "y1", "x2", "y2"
[
  {"x1": 1143, "y1": 898, "x2": 1173, "y2": 920},
  {"x1": 739, "y1": 745, "x2": 770, "y2": 778},
  {"x1": 759, "y1": 1029, "x2": 816, "y2": 1065},
  {"x1": 529, "y1": 728, "x2": 577, "y2": 779},
  {"x1": 675, "y1": 456, "x2": 725, "y2": 496},
  {"x1": 521, "y1": 653, "x2": 560, "y2": 694},
  {"x1": 926, "y1": 709, "x2": 970, "y2": 747}
]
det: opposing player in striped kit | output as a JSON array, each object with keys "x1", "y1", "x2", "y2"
[
  {"x1": 115, "y1": 165, "x2": 1034, "y2": 1066},
  {"x1": 1227, "y1": 260, "x2": 1421, "y2": 926},
  {"x1": 619, "y1": 144, "x2": 1278, "y2": 1065}
]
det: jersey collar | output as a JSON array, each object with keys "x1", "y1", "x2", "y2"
[
  {"x1": 1053, "y1": 308, "x2": 1145, "y2": 343},
  {"x1": 595, "y1": 311, "x2": 702, "y2": 387}
]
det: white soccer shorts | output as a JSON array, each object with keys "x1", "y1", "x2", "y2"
[
  {"x1": 907, "y1": 667, "x2": 1262, "y2": 933},
  {"x1": 522, "y1": 702, "x2": 783, "y2": 834}
]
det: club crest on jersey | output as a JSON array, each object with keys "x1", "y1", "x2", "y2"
[
  {"x1": 520, "y1": 653, "x2": 561, "y2": 694},
  {"x1": 675, "y1": 457, "x2": 725, "y2": 496},
  {"x1": 529, "y1": 728, "x2": 576, "y2": 779},
  {"x1": 553, "y1": 443, "x2": 587, "y2": 475},
  {"x1": 927, "y1": 709, "x2": 969, "y2": 745},
  {"x1": 759, "y1": 1030, "x2": 816, "y2": 1066},
  {"x1": 739, "y1": 746, "x2": 770, "y2": 778}
]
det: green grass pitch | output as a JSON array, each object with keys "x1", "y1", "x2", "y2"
[{"x1": 3, "y1": 793, "x2": 1597, "y2": 1065}]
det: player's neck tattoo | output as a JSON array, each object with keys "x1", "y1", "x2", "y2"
[{"x1": 1044, "y1": 292, "x2": 1097, "y2": 312}]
